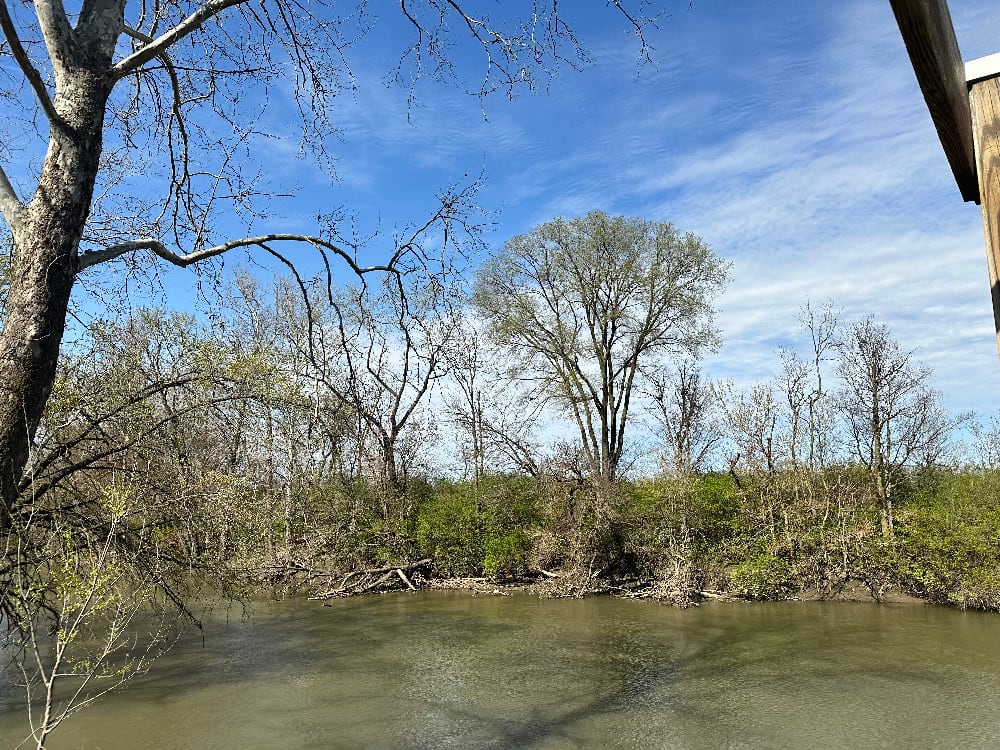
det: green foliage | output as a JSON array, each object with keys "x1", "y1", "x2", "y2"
[
  {"x1": 346, "y1": 483, "x2": 421, "y2": 567},
  {"x1": 896, "y1": 470, "x2": 1000, "y2": 610},
  {"x1": 690, "y1": 473, "x2": 741, "y2": 542},
  {"x1": 729, "y1": 553, "x2": 793, "y2": 600},
  {"x1": 8, "y1": 504, "x2": 176, "y2": 749},
  {"x1": 416, "y1": 475, "x2": 540, "y2": 578},
  {"x1": 609, "y1": 479, "x2": 688, "y2": 573},
  {"x1": 29, "y1": 301, "x2": 1000, "y2": 613},
  {"x1": 416, "y1": 482, "x2": 483, "y2": 574},
  {"x1": 483, "y1": 529, "x2": 532, "y2": 578}
]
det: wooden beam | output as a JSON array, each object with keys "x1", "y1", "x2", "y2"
[
  {"x1": 970, "y1": 75, "x2": 1000, "y2": 351},
  {"x1": 890, "y1": 0, "x2": 980, "y2": 203}
]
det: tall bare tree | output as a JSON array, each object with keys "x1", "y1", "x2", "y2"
[
  {"x1": 835, "y1": 317, "x2": 954, "y2": 536},
  {"x1": 443, "y1": 320, "x2": 548, "y2": 481},
  {"x1": 717, "y1": 381, "x2": 786, "y2": 479},
  {"x1": 473, "y1": 211, "x2": 728, "y2": 488},
  {"x1": 799, "y1": 300, "x2": 840, "y2": 470},
  {"x1": 647, "y1": 360, "x2": 719, "y2": 476},
  {"x1": 303, "y1": 275, "x2": 459, "y2": 494}
]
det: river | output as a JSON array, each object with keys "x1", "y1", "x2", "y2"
[{"x1": 1, "y1": 591, "x2": 998, "y2": 749}]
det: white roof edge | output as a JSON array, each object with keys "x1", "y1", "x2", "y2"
[{"x1": 967, "y1": 52, "x2": 1000, "y2": 85}]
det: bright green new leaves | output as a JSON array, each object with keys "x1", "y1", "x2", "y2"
[{"x1": 473, "y1": 211, "x2": 728, "y2": 484}]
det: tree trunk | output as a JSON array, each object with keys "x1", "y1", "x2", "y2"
[
  {"x1": 0, "y1": 66, "x2": 113, "y2": 526},
  {"x1": 382, "y1": 434, "x2": 402, "y2": 495},
  {"x1": 284, "y1": 483, "x2": 294, "y2": 551}
]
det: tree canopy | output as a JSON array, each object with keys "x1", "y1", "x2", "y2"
[{"x1": 473, "y1": 211, "x2": 729, "y2": 484}]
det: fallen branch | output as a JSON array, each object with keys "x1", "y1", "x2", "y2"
[
  {"x1": 396, "y1": 568, "x2": 416, "y2": 590},
  {"x1": 534, "y1": 568, "x2": 562, "y2": 579},
  {"x1": 698, "y1": 589, "x2": 730, "y2": 600},
  {"x1": 309, "y1": 559, "x2": 433, "y2": 600}
]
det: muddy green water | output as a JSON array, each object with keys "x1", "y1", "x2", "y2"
[{"x1": 1, "y1": 592, "x2": 999, "y2": 749}]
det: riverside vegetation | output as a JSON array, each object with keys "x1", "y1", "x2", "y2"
[
  {"x1": 5, "y1": 213, "x2": 1000, "y2": 748},
  {"x1": 22, "y1": 265, "x2": 1000, "y2": 614},
  {"x1": 0, "y1": 0, "x2": 993, "y2": 744},
  {"x1": 267, "y1": 466, "x2": 1000, "y2": 611}
]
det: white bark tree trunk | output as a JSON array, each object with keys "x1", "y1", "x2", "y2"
[{"x1": 0, "y1": 23, "x2": 119, "y2": 524}]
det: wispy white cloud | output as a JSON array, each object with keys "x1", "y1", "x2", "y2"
[
  {"x1": 239, "y1": 0, "x2": 1000, "y2": 418},
  {"x1": 583, "y1": 0, "x2": 1000, "y2": 415}
]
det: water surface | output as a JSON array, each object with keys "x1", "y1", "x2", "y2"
[{"x1": 1, "y1": 592, "x2": 998, "y2": 749}]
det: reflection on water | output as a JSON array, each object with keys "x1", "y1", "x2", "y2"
[{"x1": 1, "y1": 592, "x2": 999, "y2": 749}]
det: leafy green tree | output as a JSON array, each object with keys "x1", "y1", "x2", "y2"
[
  {"x1": 474, "y1": 211, "x2": 729, "y2": 488},
  {"x1": 2, "y1": 308, "x2": 280, "y2": 747},
  {"x1": 0, "y1": 304, "x2": 306, "y2": 686}
]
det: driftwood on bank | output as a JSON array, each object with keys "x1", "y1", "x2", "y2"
[
  {"x1": 264, "y1": 555, "x2": 714, "y2": 606},
  {"x1": 308, "y1": 559, "x2": 433, "y2": 600},
  {"x1": 534, "y1": 568, "x2": 562, "y2": 579}
]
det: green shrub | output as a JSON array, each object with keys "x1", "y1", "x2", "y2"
[
  {"x1": 483, "y1": 530, "x2": 532, "y2": 578},
  {"x1": 692, "y1": 473, "x2": 740, "y2": 533},
  {"x1": 729, "y1": 553, "x2": 792, "y2": 599},
  {"x1": 896, "y1": 470, "x2": 1000, "y2": 610},
  {"x1": 416, "y1": 482, "x2": 483, "y2": 575},
  {"x1": 416, "y1": 475, "x2": 541, "y2": 577}
]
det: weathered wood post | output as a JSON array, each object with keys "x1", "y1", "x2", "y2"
[
  {"x1": 968, "y1": 56, "x2": 1000, "y2": 354},
  {"x1": 889, "y1": 0, "x2": 1000, "y2": 355}
]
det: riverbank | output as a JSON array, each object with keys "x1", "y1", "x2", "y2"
[
  {"x1": 266, "y1": 556, "x2": 933, "y2": 610},
  {"x1": 432, "y1": 574, "x2": 927, "y2": 605},
  {"x1": 254, "y1": 467, "x2": 1000, "y2": 613}
]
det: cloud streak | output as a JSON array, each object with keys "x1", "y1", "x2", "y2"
[{"x1": 245, "y1": 1, "x2": 1000, "y2": 417}]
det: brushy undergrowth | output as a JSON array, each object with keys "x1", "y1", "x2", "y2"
[{"x1": 275, "y1": 467, "x2": 1000, "y2": 610}]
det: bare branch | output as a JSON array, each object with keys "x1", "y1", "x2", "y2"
[
  {"x1": 0, "y1": 0, "x2": 59, "y2": 124},
  {"x1": 120, "y1": 24, "x2": 196, "y2": 239},
  {"x1": 112, "y1": 0, "x2": 248, "y2": 80},
  {"x1": 76, "y1": 233, "x2": 403, "y2": 276},
  {"x1": 32, "y1": 0, "x2": 74, "y2": 68},
  {"x1": 608, "y1": 0, "x2": 657, "y2": 65}
]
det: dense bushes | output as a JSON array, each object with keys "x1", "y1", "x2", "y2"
[
  {"x1": 895, "y1": 470, "x2": 1000, "y2": 611},
  {"x1": 279, "y1": 465, "x2": 1000, "y2": 610},
  {"x1": 416, "y1": 475, "x2": 541, "y2": 578}
]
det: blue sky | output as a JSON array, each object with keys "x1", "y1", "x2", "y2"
[
  {"x1": 237, "y1": 0, "x2": 1000, "y2": 418},
  {"x1": 62, "y1": 1, "x2": 1000, "y2": 418}
]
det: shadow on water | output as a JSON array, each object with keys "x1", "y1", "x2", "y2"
[
  {"x1": 1, "y1": 593, "x2": 999, "y2": 749},
  {"x1": 388, "y1": 599, "x2": 1000, "y2": 750},
  {"x1": 404, "y1": 624, "x2": 729, "y2": 750}
]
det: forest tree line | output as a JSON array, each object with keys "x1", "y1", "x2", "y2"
[
  {"x1": 16, "y1": 212, "x2": 1000, "y2": 619},
  {"x1": 7, "y1": 208, "x2": 1000, "y2": 746}
]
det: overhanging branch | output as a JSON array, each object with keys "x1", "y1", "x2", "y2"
[
  {"x1": 0, "y1": 0, "x2": 60, "y2": 125},
  {"x1": 76, "y1": 234, "x2": 395, "y2": 276},
  {"x1": 112, "y1": 0, "x2": 248, "y2": 80}
]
